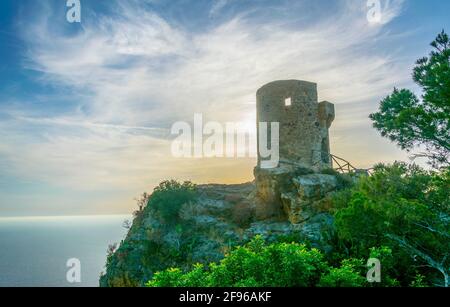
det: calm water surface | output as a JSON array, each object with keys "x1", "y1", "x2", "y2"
[{"x1": 0, "y1": 215, "x2": 130, "y2": 287}]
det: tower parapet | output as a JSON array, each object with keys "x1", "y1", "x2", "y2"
[{"x1": 256, "y1": 80, "x2": 334, "y2": 170}]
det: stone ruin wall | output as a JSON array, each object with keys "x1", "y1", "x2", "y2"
[{"x1": 256, "y1": 80, "x2": 335, "y2": 170}]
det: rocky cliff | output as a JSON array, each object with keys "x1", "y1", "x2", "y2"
[{"x1": 100, "y1": 168, "x2": 350, "y2": 287}]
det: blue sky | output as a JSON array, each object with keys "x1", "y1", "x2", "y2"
[{"x1": 0, "y1": 0, "x2": 449, "y2": 217}]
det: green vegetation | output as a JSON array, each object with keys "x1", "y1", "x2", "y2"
[
  {"x1": 99, "y1": 180, "x2": 200, "y2": 287},
  {"x1": 147, "y1": 180, "x2": 197, "y2": 223},
  {"x1": 146, "y1": 236, "x2": 366, "y2": 287},
  {"x1": 364, "y1": 30, "x2": 450, "y2": 286},
  {"x1": 370, "y1": 30, "x2": 450, "y2": 168},
  {"x1": 333, "y1": 162, "x2": 449, "y2": 286},
  {"x1": 145, "y1": 163, "x2": 448, "y2": 287}
]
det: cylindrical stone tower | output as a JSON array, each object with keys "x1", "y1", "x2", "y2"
[{"x1": 256, "y1": 80, "x2": 335, "y2": 170}]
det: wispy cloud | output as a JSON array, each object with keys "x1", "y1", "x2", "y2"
[
  {"x1": 16, "y1": 115, "x2": 169, "y2": 134},
  {"x1": 367, "y1": 0, "x2": 406, "y2": 25},
  {"x1": 21, "y1": 0, "x2": 410, "y2": 124},
  {"x1": 209, "y1": 0, "x2": 231, "y2": 17},
  {"x1": 0, "y1": 0, "x2": 413, "y2": 214}
]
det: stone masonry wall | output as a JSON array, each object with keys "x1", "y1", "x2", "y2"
[{"x1": 256, "y1": 80, "x2": 335, "y2": 170}]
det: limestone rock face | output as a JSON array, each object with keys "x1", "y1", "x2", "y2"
[
  {"x1": 294, "y1": 174, "x2": 338, "y2": 198},
  {"x1": 100, "y1": 176, "x2": 339, "y2": 287},
  {"x1": 282, "y1": 174, "x2": 338, "y2": 224},
  {"x1": 254, "y1": 166, "x2": 339, "y2": 224},
  {"x1": 254, "y1": 165, "x2": 310, "y2": 219}
]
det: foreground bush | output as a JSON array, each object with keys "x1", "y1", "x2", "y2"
[{"x1": 146, "y1": 236, "x2": 367, "y2": 287}]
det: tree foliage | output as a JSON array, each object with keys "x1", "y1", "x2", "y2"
[
  {"x1": 333, "y1": 162, "x2": 449, "y2": 286},
  {"x1": 370, "y1": 31, "x2": 450, "y2": 168},
  {"x1": 318, "y1": 259, "x2": 366, "y2": 287},
  {"x1": 147, "y1": 180, "x2": 197, "y2": 223},
  {"x1": 146, "y1": 236, "x2": 367, "y2": 287}
]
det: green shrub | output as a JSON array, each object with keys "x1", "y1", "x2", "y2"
[
  {"x1": 146, "y1": 236, "x2": 368, "y2": 287},
  {"x1": 410, "y1": 274, "x2": 429, "y2": 287},
  {"x1": 319, "y1": 259, "x2": 366, "y2": 287},
  {"x1": 147, "y1": 180, "x2": 197, "y2": 224}
]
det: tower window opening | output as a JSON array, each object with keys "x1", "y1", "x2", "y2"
[{"x1": 285, "y1": 97, "x2": 292, "y2": 107}]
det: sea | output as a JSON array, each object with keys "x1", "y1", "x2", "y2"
[{"x1": 0, "y1": 215, "x2": 130, "y2": 287}]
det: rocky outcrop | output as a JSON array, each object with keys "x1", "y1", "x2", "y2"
[
  {"x1": 100, "y1": 170, "x2": 345, "y2": 287},
  {"x1": 281, "y1": 174, "x2": 338, "y2": 224},
  {"x1": 254, "y1": 166, "x2": 340, "y2": 223}
]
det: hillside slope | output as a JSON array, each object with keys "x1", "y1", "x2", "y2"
[{"x1": 100, "y1": 169, "x2": 345, "y2": 287}]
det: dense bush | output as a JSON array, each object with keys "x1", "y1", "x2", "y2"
[
  {"x1": 146, "y1": 236, "x2": 368, "y2": 287},
  {"x1": 318, "y1": 259, "x2": 366, "y2": 287},
  {"x1": 147, "y1": 180, "x2": 197, "y2": 223},
  {"x1": 333, "y1": 162, "x2": 449, "y2": 287}
]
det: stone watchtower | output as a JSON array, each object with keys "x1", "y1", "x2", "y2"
[
  {"x1": 254, "y1": 80, "x2": 336, "y2": 220},
  {"x1": 256, "y1": 80, "x2": 335, "y2": 170}
]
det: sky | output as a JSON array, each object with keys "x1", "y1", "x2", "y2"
[{"x1": 0, "y1": 0, "x2": 449, "y2": 217}]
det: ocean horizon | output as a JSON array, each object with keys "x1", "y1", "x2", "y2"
[{"x1": 0, "y1": 215, "x2": 130, "y2": 287}]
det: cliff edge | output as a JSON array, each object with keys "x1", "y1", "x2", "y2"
[{"x1": 100, "y1": 167, "x2": 350, "y2": 287}]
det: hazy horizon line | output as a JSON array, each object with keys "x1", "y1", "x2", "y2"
[{"x1": 0, "y1": 214, "x2": 132, "y2": 221}]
